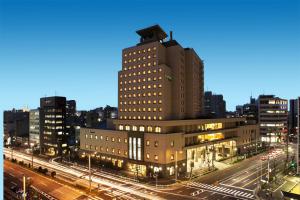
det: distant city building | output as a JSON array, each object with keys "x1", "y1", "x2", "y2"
[
  {"x1": 66, "y1": 100, "x2": 77, "y2": 147},
  {"x1": 258, "y1": 95, "x2": 288, "y2": 143},
  {"x1": 289, "y1": 98, "x2": 299, "y2": 135},
  {"x1": 204, "y1": 91, "x2": 226, "y2": 118},
  {"x1": 39, "y1": 96, "x2": 67, "y2": 156},
  {"x1": 235, "y1": 97, "x2": 258, "y2": 123},
  {"x1": 3, "y1": 109, "x2": 29, "y2": 145},
  {"x1": 80, "y1": 25, "x2": 259, "y2": 178},
  {"x1": 29, "y1": 108, "x2": 40, "y2": 145}
]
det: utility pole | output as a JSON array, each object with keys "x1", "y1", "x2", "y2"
[
  {"x1": 297, "y1": 97, "x2": 300, "y2": 175},
  {"x1": 23, "y1": 175, "x2": 26, "y2": 200},
  {"x1": 31, "y1": 144, "x2": 34, "y2": 168},
  {"x1": 89, "y1": 154, "x2": 91, "y2": 192},
  {"x1": 175, "y1": 150, "x2": 178, "y2": 182},
  {"x1": 267, "y1": 156, "x2": 270, "y2": 184}
]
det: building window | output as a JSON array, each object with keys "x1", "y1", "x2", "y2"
[
  {"x1": 147, "y1": 126, "x2": 153, "y2": 132},
  {"x1": 95, "y1": 135, "x2": 98, "y2": 140},
  {"x1": 85, "y1": 134, "x2": 88, "y2": 139},
  {"x1": 155, "y1": 127, "x2": 161, "y2": 133},
  {"x1": 139, "y1": 126, "x2": 145, "y2": 132},
  {"x1": 90, "y1": 135, "x2": 93, "y2": 139},
  {"x1": 132, "y1": 126, "x2": 137, "y2": 131},
  {"x1": 171, "y1": 141, "x2": 174, "y2": 147},
  {"x1": 154, "y1": 155, "x2": 158, "y2": 161},
  {"x1": 124, "y1": 138, "x2": 128, "y2": 143},
  {"x1": 125, "y1": 125, "x2": 130, "y2": 131},
  {"x1": 112, "y1": 137, "x2": 115, "y2": 142},
  {"x1": 146, "y1": 154, "x2": 150, "y2": 159},
  {"x1": 171, "y1": 154, "x2": 174, "y2": 160},
  {"x1": 118, "y1": 137, "x2": 121, "y2": 143},
  {"x1": 106, "y1": 136, "x2": 109, "y2": 141},
  {"x1": 119, "y1": 125, "x2": 124, "y2": 130},
  {"x1": 154, "y1": 141, "x2": 159, "y2": 147},
  {"x1": 146, "y1": 140, "x2": 150, "y2": 146}
]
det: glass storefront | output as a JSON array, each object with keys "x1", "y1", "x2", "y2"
[{"x1": 186, "y1": 140, "x2": 236, "y2": 172}]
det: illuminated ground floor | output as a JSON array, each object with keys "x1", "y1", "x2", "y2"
[{"x1": 186, "y1": 140, "x2": 237, "y2": 173}]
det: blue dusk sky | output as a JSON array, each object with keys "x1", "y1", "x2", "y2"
[{"x1": 0, "y1": 0, "x2": 299, "y2": 131}]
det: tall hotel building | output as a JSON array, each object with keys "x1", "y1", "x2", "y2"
[{"x1": 80, "y1": 25, "x2": 259, "y2": 177}]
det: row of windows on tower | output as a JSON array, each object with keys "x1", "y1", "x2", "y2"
[
  {"x1": 120, "y1": 99, "x2": 163, "y2": 105},
  {"x1": 119, "y1": 115, "x2": 163, "y2": 120},
  {"x1": 123, "y1": 61, "x2": 157, "y2": 71},
  {"x1": 124, "y1": 47, "x2": 157, "y2": 57},
  {"x1": 124, "y1": 54, "x2": 156, "y2": 64},
  {"x1": 120, "y1": 91, "x2": 162, "y2": 98},
  {"x1": 120, "y1": 84, "x2": 162, "y2": 92},
  {"x1": 120, "y1": 107, "x2": 163, "y2": 112},
  {"x1": 120, "y1": 69, "x2": 162, "y2": 80}
]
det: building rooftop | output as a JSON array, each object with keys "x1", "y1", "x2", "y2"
[{"x1": 136, "y1": 24, "x2": 167, "y2": 39}]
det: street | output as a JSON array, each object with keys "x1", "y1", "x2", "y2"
[{"x1": 3, "y1": 147, "x2": 289, "y2": 200}]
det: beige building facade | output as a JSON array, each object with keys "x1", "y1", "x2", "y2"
[{"x1": 80, "y1": 25, "x2": 259, "y2": 178}]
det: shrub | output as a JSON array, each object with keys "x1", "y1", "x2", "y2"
[{"x1": 51, "y1": 171, "x2": 56, "y2": 178}]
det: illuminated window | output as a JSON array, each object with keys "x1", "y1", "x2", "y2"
[
  {"x1": 148, "y1": 48, "x2": 151, "y2": 52},
  {"x1": 112, "y1": 148, "x2": 115, "y2": 153},
  {"x1": 106, "y1": 147, "x2": 109, "y2": 152},
  {"x1": 171, "y1": 141, "x2": 174, "y2": 147},
  {"x1": 132, "y1": 126, "x2": 137, "y2": 131},
  {"x1": 146, "y1": 154, "x2": 150, "y2": 159},
  {"x1": 118, "y1": 149, "x2": 121, "y2": 154},
  {"x1": 112, "y1": 137, "x2": 115, "y2": 142},
  {"x1": 125, "y1": 125, "x2": 130, "y2": 131},
  {"x1": 154, "y1": 155, "x2": 158, "y2": 160},
  {"x1": 154, "y1": 141, "x2": 159, "y2": 147},
  {"x1": 159, "y1": 116, "x2": 162, "y2": 120},
  {"x1": 118, "y1": 138, "x2": 121, "y2": 143},
  {"x1": 155, "y1": 127, "x2": 161, "y2": 133},
  {"x1": 171, "y1": 154, "x2": 174, "y2": 160},
  {"x1": 119, "y1": 125, "x2": 124, "y2": 130},
  {"x1": 106, "y1": 136, "x2": 109, "y2": 141},
  {"x1": 124, "y1": 138, "x2": 128, "y2": 143},
  {"x1": 147, "y1": 126, "x2": 153, "y2": 132},
  {"x1": 139, "y1": 126, "x2": 145, "y2": 132}
]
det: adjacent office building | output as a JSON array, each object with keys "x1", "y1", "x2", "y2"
[
  {"x1": 289, "y1": 98, "x2": 299, "y2": 135},
  {"x1": 204, "y1": 91, "x2": 226, "y2": 118},
  {"x1": 80, "y1": 25, "x2": 259, "y2": 178},
  {"x1": 39, "y1": 96, "x2": 67, "y2": 156},
  {"x1": 258, "y1": 95, "x2": 288, "y2": 143},
  {"x1": 29, "y1": 109, "x2": 40, "y2": 145},
  {"x1": 3, "y1": 109, "x2": 29, "y2": 145},
  {"x1": 66, "y1": 100, "x2": 77, "y2": 147}
]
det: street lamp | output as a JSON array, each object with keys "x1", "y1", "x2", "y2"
[{"x1": 30, "y1": 143, "x2": 34, "y2": 168}]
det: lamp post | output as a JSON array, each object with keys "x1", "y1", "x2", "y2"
[
  {"x1": 297, "y1": 97, "x2": 300, "y2": 175},
  {"x1": 30, "y1": 143, "x2": 34, "y2": 168},
  {"x1": 23, "y1": 175, "x2": 26, "y2": 200},
  {"x1": 89, "y1": 154, "x2": 91, "y2": 192}
]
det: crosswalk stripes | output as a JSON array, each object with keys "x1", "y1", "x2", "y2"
[{"x1": 187, "y1": 182, "x2": 255, "y2": 199}]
